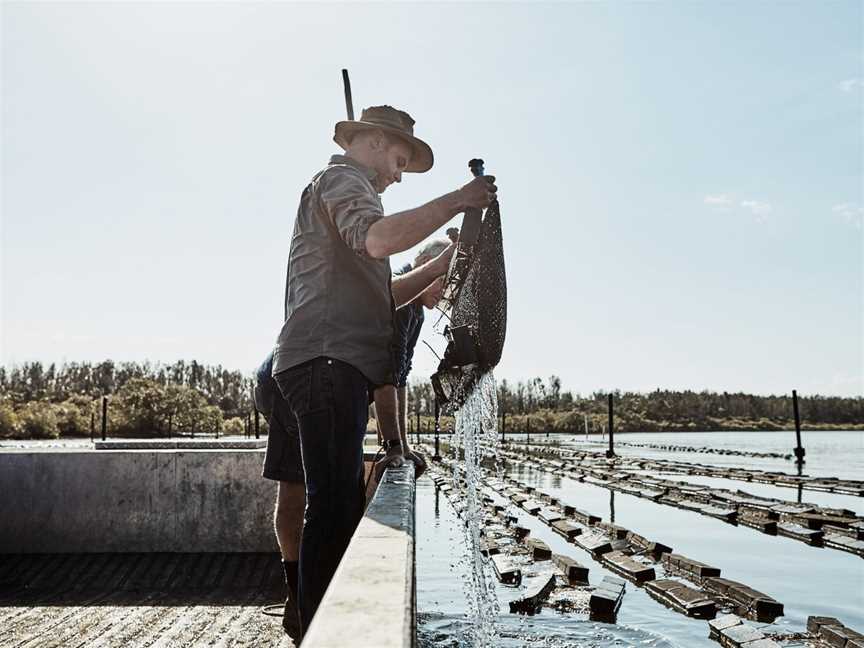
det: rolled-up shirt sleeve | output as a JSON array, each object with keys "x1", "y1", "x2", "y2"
[{"x1": 318, "y1": 168, "x2": 384, "y2": 256}]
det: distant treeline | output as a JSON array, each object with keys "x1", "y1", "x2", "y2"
[
  {"x1": 0, "y1": 362, "x2": 861, "y2": 439},
  {"x1": 407, "y1": 376, "x2": 864, "y2": 432},
  {"x1": 0, "y1": 360, "x2": 258, "y2": 439}
]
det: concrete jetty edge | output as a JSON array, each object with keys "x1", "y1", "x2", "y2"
[{"x1": 302, "y1": 462, "x2": 417, "y2": 648}]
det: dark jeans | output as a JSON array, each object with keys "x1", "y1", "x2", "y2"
[{"x1": 273, "y1": 356, "x2": 369, "y2": 632}]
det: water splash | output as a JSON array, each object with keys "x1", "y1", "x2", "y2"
[
  {"x1": 418, "y1": 614, "x2": 677, "y2": 648},
  {"x1": 451, "y1": 371, "x2": 500, "y2": 647}
]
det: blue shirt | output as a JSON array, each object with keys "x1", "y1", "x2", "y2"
[
  {"x1": 393, "y1": 264, "x2": 425, "y2": 388},
  {"x1": 254, "y1": 352, "x2": 278, "y2": 418}
]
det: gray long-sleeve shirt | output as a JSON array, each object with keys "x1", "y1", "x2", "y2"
[{"x1": 272, "y1": 155, "x2": 395, "y2": 386}]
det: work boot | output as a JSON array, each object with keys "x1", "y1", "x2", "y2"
[
  {"x1": 281, "y1": 559, "x2": 302, "y2": 642},
  {"x1": 282, "y1": 590, "x2": 302, "y2": 642}
]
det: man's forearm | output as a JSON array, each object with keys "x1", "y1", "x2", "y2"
[
  {"x1": 391, "y1": 261, "x2": 440, "y2": 307},
  {"x1": 365, "y1": 191, "x2": 463, "y2": 259}
]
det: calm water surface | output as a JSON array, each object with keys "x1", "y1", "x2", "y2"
[
  {"x1": 416, "y1": 476, "x2": 688, "y2": 648},
  {"x1": 561, "y1": 430, "x2": 863, "y2": 482},
  {"x1": 417, "y1": 431, "x2": 864, "y2": 647}
]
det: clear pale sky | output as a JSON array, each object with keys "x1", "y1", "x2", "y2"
[{"x1": 1, "y1": 2, "x2": 861, "y2": 397}]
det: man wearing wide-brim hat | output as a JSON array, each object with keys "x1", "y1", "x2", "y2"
[{"x1": 271, "y1": 104, "x2": 496, "y2": 636}]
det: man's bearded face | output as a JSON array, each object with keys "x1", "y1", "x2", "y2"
[{"x1": 371, "y1": 136, "x2": 413, "y2": 193}]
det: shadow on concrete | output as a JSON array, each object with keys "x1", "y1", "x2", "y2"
[{"x1": 0, "y1": 552, "x2": 283, "y2": 607}]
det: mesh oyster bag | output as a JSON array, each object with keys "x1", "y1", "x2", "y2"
[{"x1": 431, "y1": 199, "x2": 507, "y2": 407}]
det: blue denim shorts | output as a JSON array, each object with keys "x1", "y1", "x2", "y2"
[{"x1": 255, "y1": 353, "x2": 304, "y2": 483}]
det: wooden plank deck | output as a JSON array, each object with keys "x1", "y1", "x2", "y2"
[{"x1": 0, "y1": 553, "x2": 290, "y2": 648}]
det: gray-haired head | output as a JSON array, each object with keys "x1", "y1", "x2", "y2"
[{"x1": 414, "y1": 237, "x2": 451, "y2": 267}]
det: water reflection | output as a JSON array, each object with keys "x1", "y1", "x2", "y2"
[{"x1": 609, "y1": 489, "x2": 616, "y2": 523}]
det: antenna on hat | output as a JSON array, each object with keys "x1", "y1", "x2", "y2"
[{"x1": 341, "y1": 69, "x2": 355, "y2": 121}]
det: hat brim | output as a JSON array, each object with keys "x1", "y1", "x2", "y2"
[{"x1": 334, "y1": 120, "x2": 434, "y2": 173}]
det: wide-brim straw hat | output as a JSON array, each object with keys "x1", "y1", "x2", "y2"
[{"x1": 334, "y1": 105, "x2": 434, "y2": 173}]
